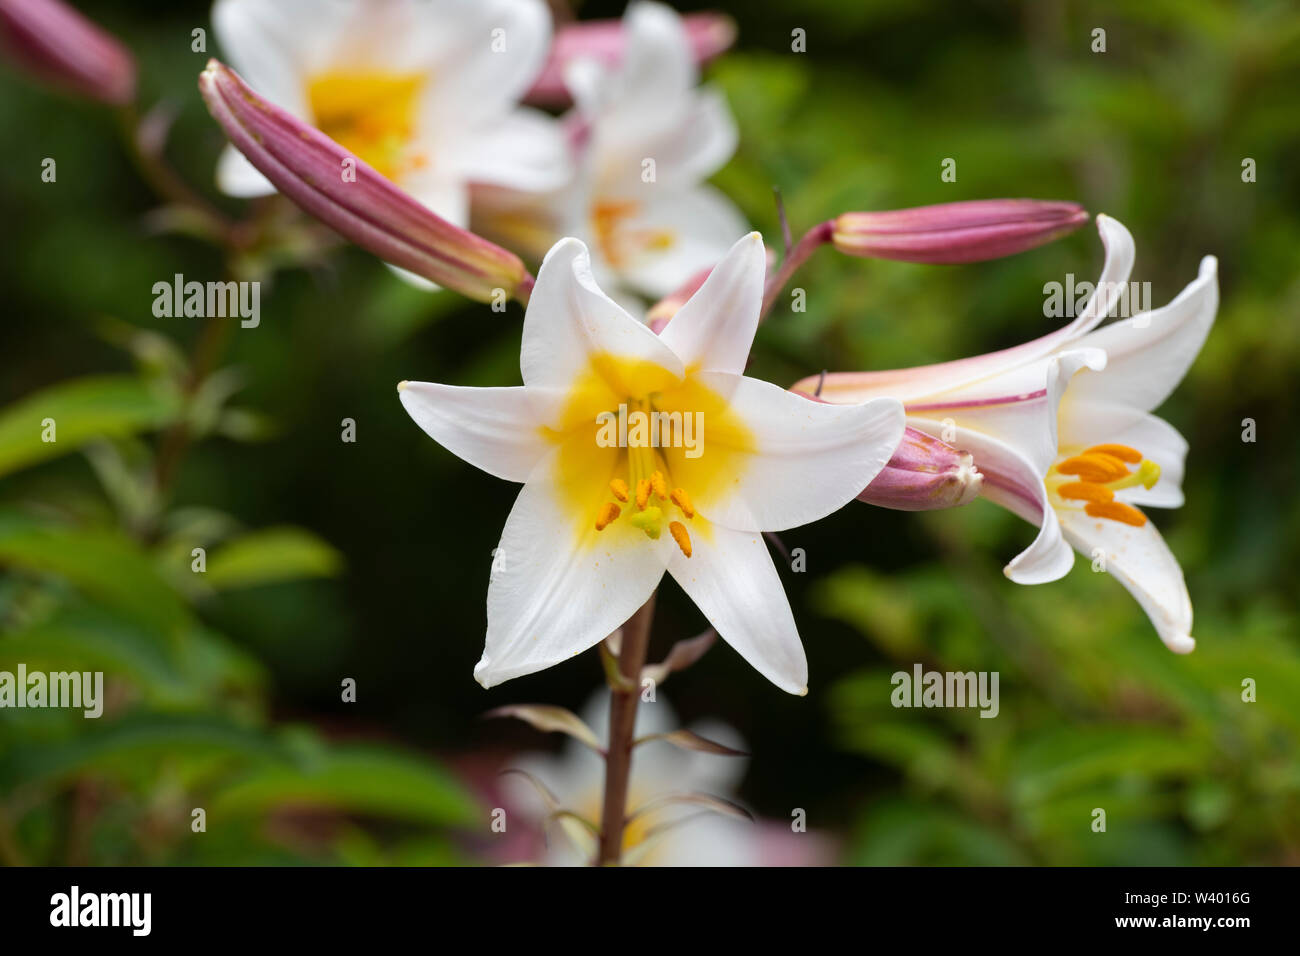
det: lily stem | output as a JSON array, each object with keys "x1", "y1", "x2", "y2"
[
  {"x1": 759, "y1": 219, "x2": 835, "y2": 322},
  {"x1": 597, "y1": 592, "x2": 657, "y2": 865}
]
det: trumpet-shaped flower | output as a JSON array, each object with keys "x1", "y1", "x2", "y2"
[
  {"x1": 399, "y1": 233, "x2": 905, "y2": 693},
  {"x1": 210, "y1": 0, "x2": 569, "y2": 232},
  {"x1": 796, "y1": 216, "x2": 1219, "y2": 653},
  {"x1": 475, "y1": 0, "x2": 746, "y2": 304}
]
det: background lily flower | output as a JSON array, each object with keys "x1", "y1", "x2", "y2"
[
  {"x1": 0, "y1": 0, "x2": 135, "y2": 104},
  {"x1": 474, "y1": 0, "x2": 746, "y2": 304},
  {"x1": 210, "y1": 0, "x2": 569, "y2": 279},
  {"x1": 524, "y1": 10, "x2": 737, "y2": 108},
  {"x1": 399, "y1": 233, "x2": 905, "y2": 693},
  {"x1": 503, "y1": 692, "x2": 834, "y2": 866},
  {"x1": 796, "y1": 216, "x2": 1219, "y2": 653}
]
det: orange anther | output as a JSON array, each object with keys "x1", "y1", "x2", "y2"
[
  {"x1": 668, "y1": 521, "x2": 692, "y2": 558},
  {"x1": 669, "y1": 487, "x2": 694, "y2": 518},
  {"x1": 1055, "y1": 453, "x2": 1130, "y2": 484},
  {"x1": 1084, "y1": 500, "x2": 1148, "y2": 527},
  {"x1": 1083, "y1": 443, "x2": 1143, "y2": 464},
  {"x1": 635, "y1": 479, "x2": 651, "y2": 510},
  {"x1": 609, "y1": 478, "x2": 629, "y2": 502},
  {"x1": 1057, "y1": 481, "x2": 1115, "y2": 504},
  {"x1": 595, "y1": 502, "x2": 621, "y2": 531},
  {"x1": 650, "y1": 470, "x2": 668, "y2": 500}
]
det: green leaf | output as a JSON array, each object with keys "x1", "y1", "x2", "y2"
[
  {"x1": 210, "y1": 744, "x2": 479, "y2": 826},
  {"x1": 0, "y1": 712, "x2": 286, "y2": 790},
  {"x1": 203, "y1": 527, "x2": 344, "y2": 590},
  {"x1": 0, "y1": 375, "x2": 178, "y2": 478},
  {"x1": 0, "y1": 512, "x2": 191, "y2": 639}
]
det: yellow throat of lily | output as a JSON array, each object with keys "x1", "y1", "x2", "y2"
[{"x1": 307, "y1": 70, "x2": 427, "y2": 181}]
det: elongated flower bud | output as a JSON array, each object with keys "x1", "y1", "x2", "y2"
[
  {"x1": 526, "y1": 12, "x2": 736, "y2": 106},
  {"x1": 198, "y1": 59, "x2": 531, "y2": 303},
  {"x1": 858, "y1": 426, "x2": 982, "y2": 511},
  {"x1": 0, "y1": 0, "x2": 135, "y2": 104},
  {"x1": 833, "y1": 199, "x2": 1088, "y2": 264}
]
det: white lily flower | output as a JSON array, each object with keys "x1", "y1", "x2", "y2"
[
  {"x1": 399, "y1": 233, "x2": 905, "y2": 693},
  {"x1": 210, "y1": 0, "x2": 569, "y2": 232},
  {"x1": 798, "y1": 216, "x2": 1219, "y2": 653},
  {"x1": 475, "y1": 0, "x2": 747, "y2": 304},
  {"x1": 504, "y1": 693, "x2": 831, "y2": 866}
]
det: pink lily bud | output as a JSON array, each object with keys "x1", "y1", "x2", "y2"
[
  {"x1": 526, "y1": 12, "x2": 737, "y2": 107},
  {"x1": 198, "y1": 59, "x2": 531, "y2": 304},
  {"x1": 833, "y1": 199, "x2": 1088, "y2": 265},
  {"x1": 858, "y1": 426, "x2": 982, "y2": 510},
  {"x1": 0, "y1": 0, "x2": 135, "y2": 104}
]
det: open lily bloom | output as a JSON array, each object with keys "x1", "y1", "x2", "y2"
[
  {"x1": 211, "y1": 0, "x2": 569, "y2": 230},
  {"x1": 475, "y1": 0, "x2": 746, "y2": 304},
  {"x1": 796, "y1": 216, "x2": 1219, "y2": 653},
  {"x1": 504, "y1": 693, "x2": 831, "y2": 866},
  {"x1": 399, "y1": 233, "x2": 904, "y2": 693}
]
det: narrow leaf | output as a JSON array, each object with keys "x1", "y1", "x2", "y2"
[
  {"x1": 636, "y1": 729, "x2": 748, "y2": 757},
  {"x1": 485, "y1": 704, "x2": 601, "y2": 751}
]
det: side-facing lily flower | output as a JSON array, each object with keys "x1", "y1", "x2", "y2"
[
  {"x1": 0, "y1": 0, "x2": 135, "y2": 104},
  {"x1": 795, "y1": 216, "x2": 1219, "y2": 653},
  {"x1": 209, "y1": 0, "x2": 569, "y2": 238},
  {"x1": 399, "y1": 233, "x2": 905, "y2": 693},
  {"x1": 199, "y1": 59, "x2": 532, "y2": 302},
  {"x1": 474, "y1": 0, "x2": 746, "y2": 304},
  {"x1": 524, "y1": 10, "x2": 737, "y2": 108}
]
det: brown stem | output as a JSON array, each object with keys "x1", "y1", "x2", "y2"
[
  {"x1": 597, "y1": 592, "x2": 657, "y2": 865},
  {"x1": 759, "y1": 219, "x2": 835, "y2": 322}
]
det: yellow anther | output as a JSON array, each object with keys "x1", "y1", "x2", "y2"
[
  {"x1": 669, "y1": 487, "x2": 694, "y2": 518},
  {"x1": 609, "y1": 478, "x2": 629, "y2": 502},
  {"x1": 1135, "y1": 459, "x2": 1161, "y2": 490},
  {"x1": 1084, "y1": 500, "x2": 1148, "y2": 527},
  {"x1": 669, "y1": 521, "x2": 692, "y2": 558},
  {"x1": 594, "y1": 502, "x2": 621, "y2": 531},
  {"x1": 1057, "y1": 481, "x2": 1114, "y2": 504},
  {"x1": 635, "y1": 478, "x2": 651, "y2": 511},
  {"x1": 1084, "y1": 443, "x2": 1143, "y2": 464},
  {"x1": 650, "y1": 470, "x2": 668, "y2": 500},
  {"x1": 628, "y1": 506, "x2": 663, "y2": 539},
  {"x1": 1055, "y1": 453, "x2": 1130, "y2": 484}
]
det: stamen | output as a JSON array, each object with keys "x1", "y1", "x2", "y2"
[
  {"x1": 1084, "y1": 443, "x2": 1143, "y2": 464},
  {"x1": 1084, "y1": 500, "x2": 1147, "y2": 527},
  {"x1": 1055, "y1": 453, "x2": 1130, "y2": 483},
  {"x1": 635, "y1": 478, "x2": 651, "y2": 511},
  {"x1": 650, "y1": 470, "x2": 668, "y2": 501},
  {"x1": 628, "y1": 506, "x2": 663, "y2": 539},
  {"x1": 609, "y1": 478, "x2": 629, "y2": 502},
  {"x1": 670, "y1": 487, "x2": 694, "y2": 518},
  {"x1": 1057, "y1": 481, "x2": 1114, "y2": 504},
  {"x1": 669, "y1": 521, "x2": 692, "y2": 558},
  {"x1": 595, "y1": 502, "x2": 621, "y2": 531}
]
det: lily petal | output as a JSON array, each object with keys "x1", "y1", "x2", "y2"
[
  {"x1": 478, "y1": 457, "x2": 671, "y2": 688},
  {"x1": 1057, "y1": 508, "x2": 1195, "y2": 653},
  {"x1": 658, "y1": 232, "x2": 765, "y2": 375},
  {"x1": 397, "y1": 382, "x2": 549, "y2": 483},
  {"x1": 665, "y1": 521, "x2": 807, "y2": 694},
  {"x1": 1069, "y1": 256, "x2": 1219, "y2": 414},
  {"x1": 685, "y1": 373, "x2": 905, "y2": 532},
  {"x1": 521, "y1": 238, "x2": 684, "y2": 392},
  {"x1": 927, "y1": 420, "x2": 1075, "y2": 584}
]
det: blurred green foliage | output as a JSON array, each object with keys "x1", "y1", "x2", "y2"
[{"x1": 1, "y1": 0, "x2": 1297, "y2": 865}]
